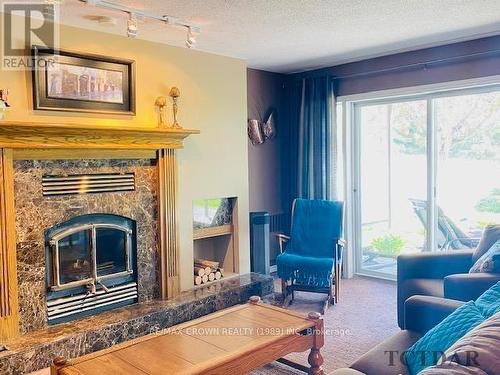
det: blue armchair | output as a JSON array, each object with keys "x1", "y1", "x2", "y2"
[{"x1": 276, "y1": 198, "x2": 344, "y2": 312}]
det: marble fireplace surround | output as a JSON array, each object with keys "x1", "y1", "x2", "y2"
[
  {"x1": 14, "y1": 159, "x2": 159, "y2": 334},
  {"x1": 0, "y1": 122, "x2": 200, "y2": 342}
]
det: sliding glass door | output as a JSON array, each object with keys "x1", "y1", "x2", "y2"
[
  {"x1": 353, "y1": 86, "x2": 500, "y2": 278},
  {"x1": 355, "y1": 100, "x2": 427, "y2": 277}
]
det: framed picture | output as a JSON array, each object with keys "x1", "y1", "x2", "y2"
[{"x1": 32, "y1": 46, "x2": 135, "y2": 115}]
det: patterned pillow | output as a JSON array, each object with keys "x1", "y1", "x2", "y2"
[
  {"x1": 404, "y1": 301, "x2": 485, "y2": 375},
  {"x1": 475, "y1": 281, "x2": 500, "y2": 318},
  {"x1": 469, "y1": 239, "x2": 500, "y2": 273},
  {"x1": 419, "y1": 313, "x2": 500, "y2": 375},
  {"x1": 472, "y1": 224, "x2": 500, "y2": 264}
]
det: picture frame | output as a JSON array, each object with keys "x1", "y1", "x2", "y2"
[{"x1": 32, "y1": 46, "x2": 136, "y2": 115}]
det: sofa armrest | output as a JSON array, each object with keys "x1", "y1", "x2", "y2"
[
  {"x1": 397, "y1": 250, "x2": 473, "y2": 283},
  {"x1": 404, "y1": 295, "x2": 464, "y2": 335},
  {"x1": 444, "y1": 273, "x2": 500, "y2": 301}
]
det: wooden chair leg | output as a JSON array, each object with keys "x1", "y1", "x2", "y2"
[
  {"x1": 281, "y1": 279, "x2": 287, "y2": 299},
  {"x1": 334, "y1": 264, "x2": 341, "y2": 303},
  {"x1": 281, "y1": 279, "x2": 292, "y2": 308}
]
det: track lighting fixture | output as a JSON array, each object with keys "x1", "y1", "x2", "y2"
[
  {"x1": 185, "y1": 27, "x2": 196, "y2": 48},
  {"x1": 79, "y1": 0, "x2": 201, "y2": 48},
  {"x1": 126, "y1": 13, "x2": 138, "y2": 38}
]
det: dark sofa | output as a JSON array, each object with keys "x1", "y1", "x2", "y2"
[
  {"x1": 330, "y1": 295, "x2": 464, "y2": 375},
  {"x1": 397, "y1": 249, "x2": 500, "y2": 328}
]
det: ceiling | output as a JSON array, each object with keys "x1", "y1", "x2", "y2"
[{"x1": 58, "y1": 0, "x2": 500, "y2": 74}]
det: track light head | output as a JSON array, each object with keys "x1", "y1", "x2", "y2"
[
  {"x1": 185, "y1": 26, "x2": 197, "y2": 49},
  {"x1": 127, "y1": 13, "x2": 138, "y2": 38}
]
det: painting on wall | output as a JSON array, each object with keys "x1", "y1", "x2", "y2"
[{"x1": 32, "y1": 46, "x2": 135, "y2": 114}]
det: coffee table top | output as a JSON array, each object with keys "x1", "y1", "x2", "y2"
[{"x1": 57, "y1": 298, "x2": 319, "y2": 375}]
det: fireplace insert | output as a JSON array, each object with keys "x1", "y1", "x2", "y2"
[{"x1": 45, "y1": 214, "x2": 138, "y2": 325}]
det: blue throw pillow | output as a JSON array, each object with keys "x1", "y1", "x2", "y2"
[
  {"x1": 475, "y1": 281, "x2": 500, "y2": 318},
  {"x1": 469, "y1": 239, "x2": 500, "y2": 273},
  {"x1": 404, "y1": 301, "x2": 485, "y2": 375}
]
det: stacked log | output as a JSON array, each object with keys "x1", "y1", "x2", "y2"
[{"x1": 193, "y1": 258, "x2": 225, "y2": 285}]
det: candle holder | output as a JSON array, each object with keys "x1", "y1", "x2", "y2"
[
  {"x1": 169, "y1": 87, "x2": 182, "y2": 129},
  {"x1": 154, "y1": 96, "x2": 167, "y2": 128}
]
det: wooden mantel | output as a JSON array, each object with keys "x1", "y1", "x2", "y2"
[
  {"x1": 0, "y1": 121, "x2": 199, "y2": 341},
  {"x1": 0, "y1": 121, "x2": 200, "y2": 150}
]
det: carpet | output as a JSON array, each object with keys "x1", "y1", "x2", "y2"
[{"x1": 252, "y1": 276, "x2": 398, "y2": 374}]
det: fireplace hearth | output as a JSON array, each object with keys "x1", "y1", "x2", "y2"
[{"x1": 45, "y1": 214, "x2": 138, "y2": 325}]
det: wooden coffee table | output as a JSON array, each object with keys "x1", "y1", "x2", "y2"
[{"x1": 50, "y1": 296, "x2": 324, "y2": 375}]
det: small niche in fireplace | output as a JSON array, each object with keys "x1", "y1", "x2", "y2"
[
  {"x1": 45, "y1": 214, "x2": 138, "y2": 325},
  {"x1": 193, "y1": 197, "x2": 238, "y2": 286}
]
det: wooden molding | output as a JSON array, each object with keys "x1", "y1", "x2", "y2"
[
  {"x1": 13, "y1": 149, "x2": 157, "y2": 160},
  {"x1": 158, "y1": 149, "x2": 180, "y2": 299},
  {"x1": 193, "y1": 224, "x2": 233, "y2": 240},
  {"x1": 0, "y1": 121, "x2": 199, "y2": 150},
  {"x1": 0, "y1": 148, "x2": 19, "y2": 341}
]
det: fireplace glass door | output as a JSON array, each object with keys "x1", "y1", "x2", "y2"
[
  {"x1": 47, "y1": 215, "x2": 135, "y2": 293},
  {"x1": 96, "y1": 227, "x2": 129, "y2": 277},
  {"x1": 57, "y1": 229, "x2": 92, "y2": 285}
]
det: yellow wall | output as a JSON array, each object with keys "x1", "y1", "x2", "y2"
[{"x1": 0, "y1": 20, "x2": 250, "y2": 291}]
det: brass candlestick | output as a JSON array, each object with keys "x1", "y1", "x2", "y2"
[
  {"x1": 154, "y1": 96, "x2": 167, "y2": 128},
  {"x1": 169, "y1": 87, "x2": 182, "y2": 129}
]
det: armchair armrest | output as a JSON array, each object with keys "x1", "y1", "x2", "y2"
[
  {"x1": 276, "y1": 233, "x2": 290, "y2": 253},
  {"x1": 444, "y1": 272, "x2": 500, "y2": 301},
  {"x1": 404, "y1": 295, "x2": 464, "y2": 335},
  {"x1": 397, "y1": 250, "x2": 473, "y2": 282},
  {"x1": 335, "y1": 238, "x2": 346, "y2": 264}
]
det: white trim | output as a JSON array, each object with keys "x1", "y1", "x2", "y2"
[
  {"x1": 426, "y1": 98, "x2": 438, "y2": 252},
  {"x1": 342, "y1": 100, "x2": 355, "y2": 278},
  {"x1": 337, "y1": 75, "x2": 500, "y2": 103}
]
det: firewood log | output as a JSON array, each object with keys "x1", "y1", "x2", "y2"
[
  {"x1": 202, "y1": 274, "x2": 208, "y2": 284},
  {"x1": 215, "y1": 271, "x2": 222, "y2": 280},
  {"x1": 194, "y1": 275, "x2": 202, "y2": 285},
  {"x1": 194, "y1": 258, "x2": 220, "y2": 269},
  {"x1": 194, "y1": 264, "x2": 212, "y2": 275},
  {"x1": 208, "y1": 272, "x2": 215, "y2": 282},
  {"x1": 194, "y1": 266, "x2": 206, "y2": 277}
]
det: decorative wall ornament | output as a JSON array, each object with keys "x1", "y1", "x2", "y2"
[
  {"x1": 154, "y1": 96, "x2": 167, "y2": 127},
  {"x1": 247, "y1": 119, "x2": 264, "y2": 145},
  {"x1": 262, "y1": 110, "x2": 276, "y2": 140},
  {"x1": 169, "y1": 87, "x2": 182, "y2": 128},
  {"x1": 247, "y1": 110, "x2": 277, "y2": 146},
  {"x1": 0, "y1": 89, "x2": 10, "y2": 121}
]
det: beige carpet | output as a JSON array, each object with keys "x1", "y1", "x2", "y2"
[{"x1": 252, "y1": 276, "x2": 398, "y2": 374}]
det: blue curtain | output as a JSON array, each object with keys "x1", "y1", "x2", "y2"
[{"x1": 290, "y1": 76, "x2": 336, "y2": 201}]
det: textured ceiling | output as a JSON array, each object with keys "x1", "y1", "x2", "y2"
[{"x1": 59, "y1": 0, "x2": 500, "y2": 73}]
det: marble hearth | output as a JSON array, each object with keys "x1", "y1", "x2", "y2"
[{"x1": 0, "y1": 273, "x2": 273, "y2": 374}]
